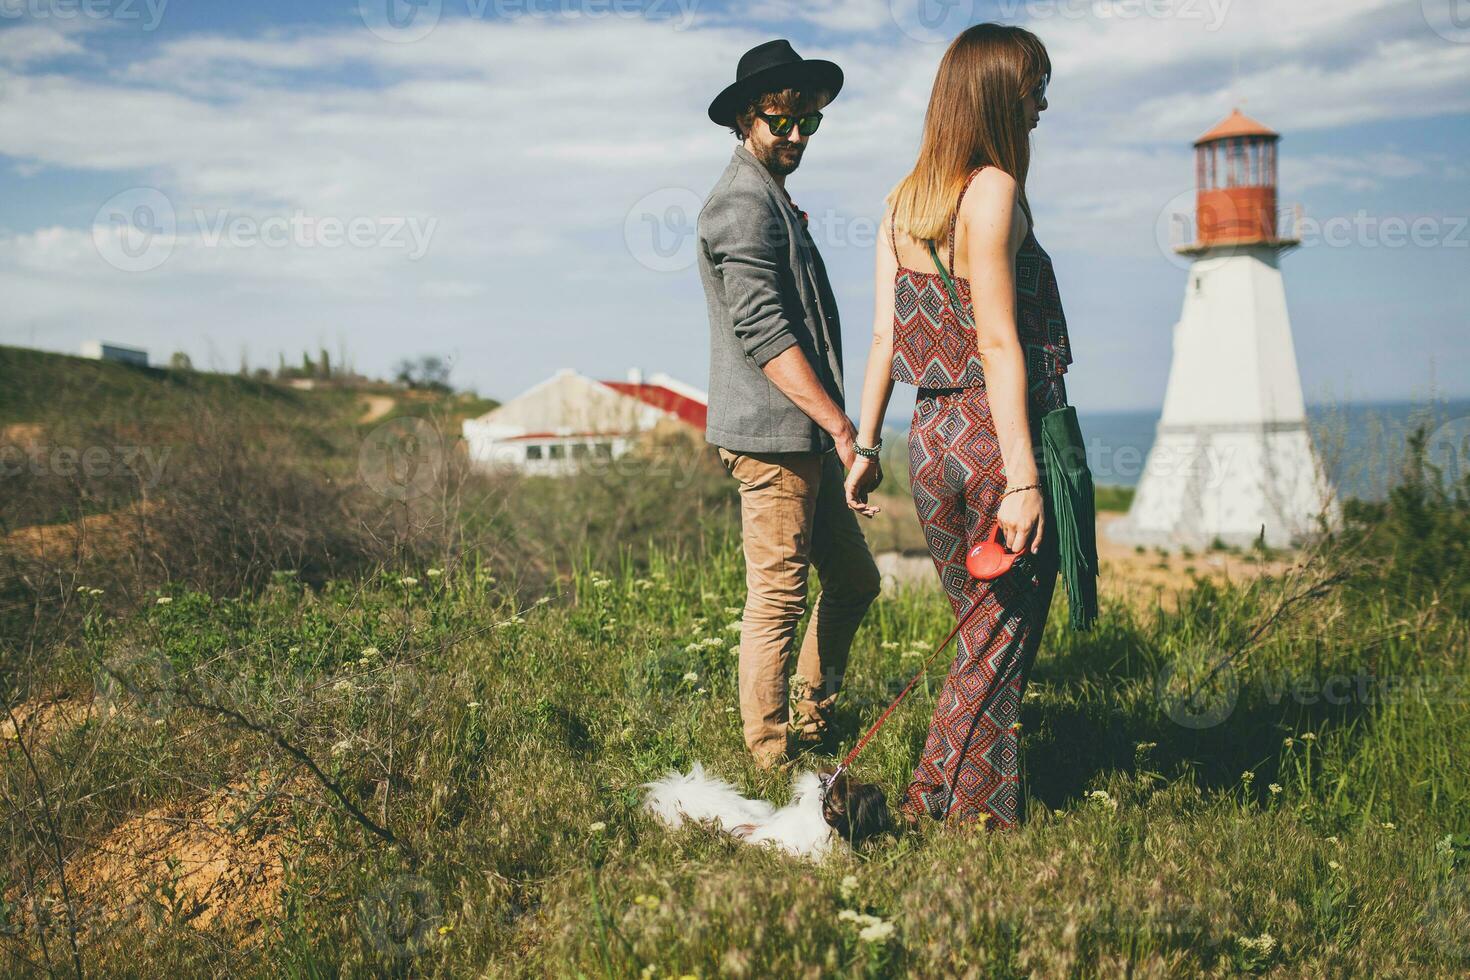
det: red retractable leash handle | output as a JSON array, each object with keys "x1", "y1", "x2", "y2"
[{"x1": 822, "y1": 524, "x2": 1022, "y2": 794}]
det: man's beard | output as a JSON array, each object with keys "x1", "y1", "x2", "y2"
[{"x1": 753, "y1": 140, "x2": 804, "y2": 176}]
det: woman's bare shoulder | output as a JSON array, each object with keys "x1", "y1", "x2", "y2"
[{"x1": 961, "y1": 167, "x2": 1018, "y2": 219}]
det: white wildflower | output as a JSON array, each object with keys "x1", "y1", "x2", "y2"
[
  {"x1": 398, "y1": 576, "x2": 418, "y2": 587},
  {"x1": 1236, "y1": 932, "x2": 1276, "y2": 958},
  {"x1": 839, "y1": 875, "x2": 859, "y2": 902},
  {"x1": 1268, "y1": 783, "x2": 1282, "y2": 795},
  {"x1": 426, "y1": 568, "x2": 443, "y2": 578},
  {"x1": 1085, "y1": 789, "x2": 1117, "y2": 812},
  {"x1": 838, "y1": 909, "x2": 894, "y2": 944},
  {"x1": 589, "y1": 821, "x2": 606, "y2": 833},
  {"x1": 682, "y1": 671, "x2": 699, "y2": 683},
  {"x1": 881, "y1": 641, "x2": 900, "y2": 650},
  {"x1": 155, "y1": 596, "x2": 173, "y2": 606},
  {"x1": 331, "y1": 739, "x2": 353, "y2": 757}
]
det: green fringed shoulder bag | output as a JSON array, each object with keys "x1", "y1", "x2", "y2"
[{"x1": 926, "y1": 239, "x2": 1099, "y2": 631}]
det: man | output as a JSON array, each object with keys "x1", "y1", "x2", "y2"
[{"x1": 698, "y1": 39, "x2": 882, "y2": 769}]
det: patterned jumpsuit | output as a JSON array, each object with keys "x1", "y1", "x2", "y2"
[{"x1": 889, "y1": 166, "x2": 1075, "y2": 829}]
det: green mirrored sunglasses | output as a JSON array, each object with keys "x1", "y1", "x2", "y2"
[{"x1": 756, "y1": 111, "x2": 823, "y2": 137}]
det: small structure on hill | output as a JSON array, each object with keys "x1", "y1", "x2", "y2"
[
  {"x1": 462, "y1": 368, "x2": 707, "y2": 475},
  {"x1": 81, "y1": 341, "x2": 148, "y2": 367}
]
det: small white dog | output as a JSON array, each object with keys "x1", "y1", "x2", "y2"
[{"x1": 641, "y1": 763, "x2": 891, "y2": 861}]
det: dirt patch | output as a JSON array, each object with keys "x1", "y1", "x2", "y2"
[
  {"x1": 1, "y1": 697, "x2": 95, "y2": 745},
  {"x1": 1095, "y1": 510, "x2": 1295, "y2": 611},
  {"x1": 359, "y1": 395, "x2": 396, "y2": 424},
  {"x1": 34, "y1": 780, "x2": 301, "y2": 939},
  {"x1": 869, "y1": 506, "x2": 1296, "y2": 612},
  {"x1": 1, "y1": 499, "x2": 164, "y2": 566},
  {"x1": 1, "y1": 422, "x2": 46, "y2": 447}
]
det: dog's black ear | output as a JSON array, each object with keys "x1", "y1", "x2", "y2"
[{"x1": 844, "y1": 783, "x2": 893, "y2": 846}]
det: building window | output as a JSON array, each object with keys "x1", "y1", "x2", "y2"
[
  {"x1": 594, "y1": 442, "x2": 614, "y2": 458},
  {"x1": 572, "y1": 443, "x2": 590, "y2": 459},
  {"x1": 526, "y1": 444, "x2": 543, "y2": 460},
  {"x1": 548, "y1": 444, "x2": 566, "y2": 460}
]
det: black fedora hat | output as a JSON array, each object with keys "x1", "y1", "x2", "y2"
[{"x1": 707, "y1": 39, "x2": 843, "y2": 128}]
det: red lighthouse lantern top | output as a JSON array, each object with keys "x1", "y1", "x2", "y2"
[{"x1": 1177, "y1": 108, "x2": 1299, "y2": 255}]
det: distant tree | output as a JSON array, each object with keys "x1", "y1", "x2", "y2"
[
  {"x1": 169, "y1": 351, "x2": 194, "y2": 371},
  {"x1": 319, "y1": 348, "x2": 332, "y2": 380},
  {"x1": 393, "y1": 355, "x2": 453, "y2": 393}
]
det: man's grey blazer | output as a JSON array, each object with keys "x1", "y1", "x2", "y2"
[{"x1": 697, "y1": 144, "x2": 845, "y2": 454}]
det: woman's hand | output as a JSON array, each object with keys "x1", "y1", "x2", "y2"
[
  {"x1": 844, "y1": 456, "x2": 884, "y2": 518},
  {"x1": 997, "y1": 485, "x2": 1045, "y2": 555}
]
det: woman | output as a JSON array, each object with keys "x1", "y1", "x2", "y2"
[{"x1": 844, "y1": 23, "x2": 1074, "y2": 830}]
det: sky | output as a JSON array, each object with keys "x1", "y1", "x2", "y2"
[{"x1": 0, "y1": 0, "x2": 1467, "y2": 417}]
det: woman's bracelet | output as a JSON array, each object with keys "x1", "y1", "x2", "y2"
[{"x1": 1001, "y1": 482, "x2": 1041, "y2": 498}]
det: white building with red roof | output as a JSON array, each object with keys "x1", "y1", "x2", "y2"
[{"x1": 462, "y1": 368, "x2": 708, "y2": 474}]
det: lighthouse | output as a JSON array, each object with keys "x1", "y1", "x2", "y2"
[{"x1": 1111, "y1": 109, "x2": 1339, "y2": 550}]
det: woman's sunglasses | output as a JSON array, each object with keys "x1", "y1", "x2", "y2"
[
  {"x1": 757, "y1": 111, "x2": 823, "y2": 138},
  {"x1": 1029, "y1": 75, "x2": 1049, "y2": 105}
]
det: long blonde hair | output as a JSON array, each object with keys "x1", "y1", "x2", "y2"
[{"x1": 886, "y1": 23, "x2": 1050, "y2": 243}]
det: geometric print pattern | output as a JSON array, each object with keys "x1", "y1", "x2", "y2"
[
  {"x1": 898, "y1": 385, "x2": 1063, "y2": 830},
  {"x1": 890, "y1": 165, "x2": 1074, "y2": 398}
]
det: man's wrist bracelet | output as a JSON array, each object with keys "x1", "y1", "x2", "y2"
[
  {"x1": 1002, "y1": 482, "x2": 1041, "y2": 498},
  {"x1": 853, "y1": 438, "x2": 883, "y2": 460}
]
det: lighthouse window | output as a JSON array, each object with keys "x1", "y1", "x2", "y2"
[
  {"x1": 1194, "y1": 277, "x2": 1202, "y2": 293},
  {"x1": 526, "y1": 444, "x2": 544, "y2": 460}
]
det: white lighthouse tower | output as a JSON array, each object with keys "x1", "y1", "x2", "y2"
[{"x1": 1112, "y1": 109, "x2": 1339, "y2": 550}]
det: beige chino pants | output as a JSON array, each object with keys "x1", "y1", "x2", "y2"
[{"x1": 717, "y1": 447, "x2": 881, "y2": 767}]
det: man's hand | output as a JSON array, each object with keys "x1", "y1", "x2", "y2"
[
  {"x1": 845, "y1": 456, "x2": 883, "y2": 518},
  {"x1": 830, "y1": 420, "x2": 859, "y2": 471}
]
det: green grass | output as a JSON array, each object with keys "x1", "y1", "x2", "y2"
[{"x1": 5, "y1": 485, "x2": 1468, "y2": 975}]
